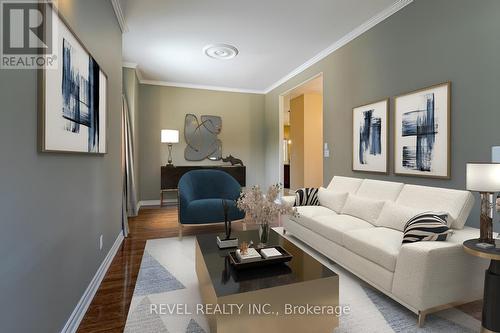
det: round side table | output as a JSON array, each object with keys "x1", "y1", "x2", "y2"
[{"x1": 463, "y1": 239, "x2": 500, "y2": 333}]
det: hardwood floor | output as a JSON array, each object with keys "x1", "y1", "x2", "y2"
[
  {"x1": 76, "y1": 206, "x2": 259, "y2": 333},
  {"x1": 77, "y1": 206, "x2": 482, "y2": 332}
]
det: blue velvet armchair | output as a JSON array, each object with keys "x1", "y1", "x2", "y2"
[{"x1": 178, "y1": 170, "x2": 245, "y2": 237}]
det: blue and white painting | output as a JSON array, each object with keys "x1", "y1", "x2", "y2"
[
  {"x1": 395, "y1": 83, "x2": 450, "y2": 178},
  {"x1": 43, "y1": 10, "x2": 107, "y2": 153},
  {"x1": 353, "y1": 99, "x2": 388, "y2": 173}
]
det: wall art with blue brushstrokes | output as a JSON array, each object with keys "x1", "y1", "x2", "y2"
[
  {"x1": 394, "y1": 82, "x2": 450, "y2": 178},
  {"x1": 42, "y1": 8, "x2": 107, "y2": 154},
  {"x1": 352, "y1": 99, "x2": 388, "y2": 173}
]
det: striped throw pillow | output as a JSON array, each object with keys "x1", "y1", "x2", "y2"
[
  {"x1": 294, "y1": 188, "x2": 319, "y2": 206},
  {"x1": 402, "y1": 212, "x2": 452, "y2": 244}
]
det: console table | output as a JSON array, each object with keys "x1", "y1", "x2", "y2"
[
  {"x1": 160, "y1": 165, "x2": 246, "y2": 207},
  {"x1": 463, "y1": 239, "x2": 500, "y2": 333}
]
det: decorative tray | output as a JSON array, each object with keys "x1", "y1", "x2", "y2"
[{"x1": 228, "y1": 246, "x2": 293, "y2": 270}]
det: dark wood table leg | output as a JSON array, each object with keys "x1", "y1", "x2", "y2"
[{"x1": 483, "y1": 259, "x2": 500, "y2": 333}]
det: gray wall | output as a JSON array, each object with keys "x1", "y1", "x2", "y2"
[
  {"x1": 0, "y1": 1, "x2": 123, "y2": 332},
  {"x1": 139, "y1": 84, "x2": 265, "y2": 201},
  {"x1": 264, "y1": 0, "x2": 500, "y2": 228},
  {"x1": 123, "y1": 67, "x2": 140, "y2": 203}
]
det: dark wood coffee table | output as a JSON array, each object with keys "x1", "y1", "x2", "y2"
[{"x1": 195, "y1": 229, "x2": 339, "y2": 333}]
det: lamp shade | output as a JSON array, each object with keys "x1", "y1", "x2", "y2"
[
  {"x1": 466, "y1": 163, "x2": 500, "y2": 192},
  {"x1": 161, "y1": 129, "x2": 179, "y2": 143}
]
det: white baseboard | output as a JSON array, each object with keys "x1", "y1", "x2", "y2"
[
  {"x1": 138, "y1": 199, "x2": 177, "y2": 210},
  {"x1": 61, "y1": 231, "x2": 124, "y2": 333}
]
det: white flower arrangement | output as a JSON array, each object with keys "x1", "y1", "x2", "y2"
[{"x1": 236, "y1": 184, "x2": 298, "y2": 226}]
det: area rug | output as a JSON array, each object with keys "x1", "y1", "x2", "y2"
[{"x1": 124, "y1": 228, "x2": 481, "y2": 333}]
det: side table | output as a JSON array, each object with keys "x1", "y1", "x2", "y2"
[{"x1": 463, "y1": 239, "x2": 500, "y2": 333}]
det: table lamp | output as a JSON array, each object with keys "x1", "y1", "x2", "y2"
[
  {"x1": 466, "y1": 163, "x2": 500, "y2": 246},
  {"x1": 161, "y1": 129, "x2": 179, "y2": 166}
]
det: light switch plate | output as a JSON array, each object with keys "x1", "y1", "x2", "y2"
[{"x1": 492, "y1": 146, "x2": 500, "y2": 162}]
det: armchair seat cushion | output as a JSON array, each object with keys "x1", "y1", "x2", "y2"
[
  {"x1": 182, "y1": 199, "x2": 244, "y2": 225},
  {"x1": 178, "y1": 170, "x2": 244, "y2": 225}
]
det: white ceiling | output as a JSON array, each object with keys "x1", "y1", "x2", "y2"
[{"x1": 119, "y1": 0, "x2": 409, "y2": 93}]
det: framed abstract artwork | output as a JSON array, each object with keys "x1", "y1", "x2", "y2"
[
  {"x1": 352, "y1": 99, "x2": 389, "y2": 174},
  {"x1": 40, "y1": 6, "x2": 107, "y2": 154},
  {"x1": 184, "y1": 114, "x2": 222, "y2": 161},
  {"x1": 394, "y1": 82, "x2": 451, "y2": 178}
]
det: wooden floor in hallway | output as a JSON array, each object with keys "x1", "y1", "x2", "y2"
[
  {"x1": 76, "y1": 206, "x2": 260, "y2": 333},
  {"x1": 76, "y1": 206, "x2": 483, "y2": 332}
]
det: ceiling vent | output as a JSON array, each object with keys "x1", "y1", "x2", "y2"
[{"x1": 203, "y1": 44, "x2": 239, "y2": 60}]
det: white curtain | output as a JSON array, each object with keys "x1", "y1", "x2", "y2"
[{"x1": 122, "y1": 95, "x2": 138, "y2": 236}]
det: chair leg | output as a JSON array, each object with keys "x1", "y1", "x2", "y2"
[
  {"x1": 178, "y1": 224, "x2": 184, "y2": 240},
  {"x1": 418, "y1": 311, "x2": 426, "y2": 328}
]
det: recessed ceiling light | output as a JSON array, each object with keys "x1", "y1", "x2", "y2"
[{"x1": 203, "y1": 44, "x2": 238, "y2": 60}]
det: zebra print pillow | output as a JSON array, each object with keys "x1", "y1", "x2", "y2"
[
  {"x1": 402, "y1": 212, "x2": 452, "y2": 244},
  {"x1": 294, "y1": 188, "x2": 319, "y2": 206}
]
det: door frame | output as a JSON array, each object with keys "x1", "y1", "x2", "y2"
[{"x1": 278, "y1": 72, "x2": 324, "y2": 189}]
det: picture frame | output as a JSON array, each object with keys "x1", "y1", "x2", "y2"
[
  {"x1": 393, "y1": 82, "x2": 451, "y2": 179},
  {"x1": 39, "y1": 4, "x2": 108, "y2": 154},
  {"x1": 352, "y1": 98, "x2": 389, "y2": 174}
]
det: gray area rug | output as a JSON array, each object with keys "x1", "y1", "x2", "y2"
[{"x1": 124, "y1": 230, "x2": 480, "y2": 332}]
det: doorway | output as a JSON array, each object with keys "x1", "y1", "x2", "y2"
[{"x1": 279, "y1": 74, "x2": 324, "y2": 191}]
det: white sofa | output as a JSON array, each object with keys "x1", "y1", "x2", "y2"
[{"x1": 283, "y1": 176, "x2": 488, "y2": 325}]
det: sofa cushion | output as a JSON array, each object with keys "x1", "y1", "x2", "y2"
[
  {"x1": 375, "y1": 201, "x2": 421, "y2": 231},
  {"x1": 395, "y1": 184, "x2": 475, "y2": 229},
  {"x1": 318, "y1": 187, "x2": 348, "y2": 213},
  {"x1": 343, "y1": 227, "x2": 403, "y2": 272},
  {"x1": 326, "y1": 176, "x2": 363, "y2": 193},
  {"x1": 402, "y1": 212, "x2": 452, "y2": 243},
  {"x1": 311, "y1": 215, "x2": 375, "y2": 245},
  {"x1": 289, "y1": 206, "x2": 337, "y2": 227},
  {"x1": 294, "y1": 188, "x2": 319, "y2": 206},
  {"x1": 356, "y1": 179, "x2": 404, "y2": 201},
  {"x1": 340, "y1": 194, "x2": 385, "y2": 224}
]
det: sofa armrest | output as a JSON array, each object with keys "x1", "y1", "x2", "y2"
[
  {"x1": 392, "y1": 227, "x2": 488, "y2": 312},
  {"x1": 280, "y1": 195, "x2": 295, "y2": 207}
]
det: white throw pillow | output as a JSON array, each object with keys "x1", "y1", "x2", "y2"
[
  {"x1": 340, "y1": 194, "x2": 385, "y2": 224},
  {"x1": 318, "y1": 187, "x2": 348, "y2": 213},
  {"x1": 375, "y1": 201, "x2": 421, "y2": 231}
]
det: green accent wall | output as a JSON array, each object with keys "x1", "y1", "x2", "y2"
[
  {"x1": 0, "y1": 1, "x2": 123, "y2": 331},
  {"x1": 264, "y1": 0, "x2": 500, "y2": 228},
  {"x1": 138, "y1": 85, "x2": 265, "y2": 201}
]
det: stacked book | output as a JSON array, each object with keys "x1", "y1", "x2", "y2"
[
  {"x1": 260, "y1": 247, "x2": 282, "y2": 259},
  {"x1": 235, "y1": 248, "x2": 261, "y2": 263},
  {"x1": 235, "y1": 247, "x2": 283, "y2": 263}
]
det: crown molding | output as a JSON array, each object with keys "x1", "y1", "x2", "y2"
[
  {"x1": 121, "y1": 0, "x2": 413, "y2": 95},
  {"x1": 110, "y1": 0, "x2": 128, "y2": 33},
  {"x1": 122, "y1": 62, "x2": 144, "y2": 81},
  {"x1": 122, "y1": 62, "x2": 137, "y2": 69},
  {"x1": 263, "y1": 0, "x2": 413, "y2": 94},
  {"x1": 139, "y1": 79, "x2": 265, "y2": 94}
]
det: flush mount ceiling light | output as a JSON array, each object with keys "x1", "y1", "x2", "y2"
[{"x1": 203, "y1": 44, "x2": 239, "y2": 60}]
